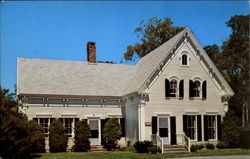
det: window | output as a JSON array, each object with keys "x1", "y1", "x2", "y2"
[
  {"x1": 182, "y1": 54, "x2": 188, "y2": 65},
  {"x1": 33, "y1": 118, "x2": 51, "y2": 137},
  {"x1": 159, "y1": 117, "x2": 168, "y2": 137},
  {"x1": 187, "y1": 115, "x2": 196, "y2": 140},
  {"x1": 170, "y1": 79, "x2": 178, "y2": 97},
  {"x1": 207, "y1": 116, "x2": 216, "y2": 140},
  {"x1": 60, "y1": 118, "x2": 74, "y2": 137},
  {"x1": 193, "y1": 81, "x2": 201, "y2": 97},
  {"x1": 89, "y1": 119, "x2": 99, "y2": 138}
]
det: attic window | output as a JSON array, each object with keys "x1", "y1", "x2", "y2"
[{"x1": 182, "y1": 54, "x2": 188, "y2": 66}]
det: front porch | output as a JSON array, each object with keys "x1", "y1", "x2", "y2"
[{"x1": 149, "y1": 114, "x2": 222, "y2": 153}]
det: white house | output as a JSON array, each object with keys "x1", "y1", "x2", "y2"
[{"x1": 17, "y1": 27, "x2": 234, "y2": 152}]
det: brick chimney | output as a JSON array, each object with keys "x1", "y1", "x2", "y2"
[{"x1": 87, "y1": 42, "x2": 96, "y2": 63}]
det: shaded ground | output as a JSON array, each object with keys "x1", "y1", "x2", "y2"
[{"x1": 38, "y1": 149, "x2": 250, "y2": 159}]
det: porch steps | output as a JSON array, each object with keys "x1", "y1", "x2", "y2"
[
  {"x1": 163, "y1": 145, "x2": 188, "y2": 153},
  {"x1": 90, "y1": 145, "x2": 106, "y2": 152}
]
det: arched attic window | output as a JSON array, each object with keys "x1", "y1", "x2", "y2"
[
  {"x1": 165, "y1": 79, "x2": 184, "y2": 99},
  {"x1": 193, "y1": 80, "x2": 201, "y2": 97},
  {"x1": 182, "y1": 54, "x2": 188, "y2": 66},
  {"x1": 189, "y1": 80, "x2": 207, "y2": 99},
  {"x1": 170, "y1": 79, "x2": 178, "y2": 97}
]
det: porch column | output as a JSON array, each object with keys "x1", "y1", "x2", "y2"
[{"x1": 201, "y1": 114, "x2": 204, "y2": 141}]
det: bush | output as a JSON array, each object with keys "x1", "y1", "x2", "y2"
[
  {"x1": 102, "y1": 118, "x2": 122, "y2": 150},
  {"x1": 133, "y1": 141, "x2": 153, "y2": 153},
  {"x1": 206, "y1": 143, "x2": 215, "y2": 149},
  {"x1": 216, "y1": 142, "x2": 228, "y2": 149},
  {"x1": 28, "y1": 120, "x2": 45, "y2": 153},
  {"x1": 239, "y1": 129, "x2": 250, "y2": 149},
  {"x1": 49, "y1": 119, "x2": 68, "y2": 152},
  {"x1": 73, "y1": 120, "x2": 91, "y2": 152},
  {"x1": 190, "y1": 144, "x2": 203, "y2": 152},
  {"x1": 148, "y1": 145, "x2": 158, "y2": 154}
]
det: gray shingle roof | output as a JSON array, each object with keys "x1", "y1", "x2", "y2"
[{"x1": 17, "y1": 58, "x2": 135, "y2": 97}]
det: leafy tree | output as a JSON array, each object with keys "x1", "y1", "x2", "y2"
[
  {"x1": 123, "y1": 17, "x2": 184, "y2": 62},
  {"x1": 102, "y1": 118, "x2": 122, "y2": 150},
  {"x1": 204, "y1": 14, "x2": 249, "y2": 147},
  {"x1": 49, "y1": 119, "x2": 68, "y2": 152},
  {"x1": 73, "y1": 120, "x2": 91, "y2": 152},
  {"x1": 0, "y1": 87, "x2": 31, "y2": 158},
  {"x1": 0, "y1": 87, "x2": 47, "y2": 158},
  {"x1": 28, "y1": 120, "x2": 45, "y2": 153}
]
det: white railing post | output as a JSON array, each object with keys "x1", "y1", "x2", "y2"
[{"x1": 156, "y1": 134, "x2": 164, "y2": 153}]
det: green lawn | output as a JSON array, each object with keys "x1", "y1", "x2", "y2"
[{"x1": 38, "y1": 149, "x2": 250, "y2": 159}]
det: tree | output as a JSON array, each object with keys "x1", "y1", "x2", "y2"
[
  {"x1": 0, "y1": 87, "x2": 47, "y2": 158},
  {"x1": 102, "y1": 118, "x2": 122, "y2": 150},
  {"x1": 28, "y1": 120, "x2": 45, "y2": 153},
  {"x1": 49, "y1": 119, "x2": 68, "y2": 152},
  {"x1": 204, "y1": 14, "x2": 249, "y2": 147},
  {"x1": 73, "y1": 120, "x2": 91, "y2": 152},
  {"x1": 123, "y1": 17, "x2": 184, "y2": 62}
]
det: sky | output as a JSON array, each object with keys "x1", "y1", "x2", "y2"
[{"x1": 0, "y1": 1, "x2": 249, "y2": 93}]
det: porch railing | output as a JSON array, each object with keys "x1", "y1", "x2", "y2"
[
  {"x1": 176, "y1": 133, "x2": 191, "y2": 152},
  {"x1": 156, "y1": 134, "x2": 164, "y2": 153}
]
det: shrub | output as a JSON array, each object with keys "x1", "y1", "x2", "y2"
[
  {"x1": 49, "y1": 119, "x2": 68, "y2": 152},
  {"x1": 148, "y1": 145, "x2": 158, "y2": 154},
  {"x1": 190, "y1": 144, "x2": 203, "y2": 152},
  {"x1": 216, "y1": 141, "x2": 228, "y2": 149},
  {"x1": 239, "y1": 129, "x2": 250, "y2": 149},
  {"x1": 133, "y1": 141, "x2": 153, "y2": 153},
  {"x1": 206, "y1": 143, "x2": 215, "y2": 149},
  {"x1": 73, "y1": 120, "x2": 91, "y2": 152},
  {"x1": 0, "y1": 107, "x2": 31, "y2": 158},
  {"x1": 28, "y1": 120, "x2": 45, "y2": 153},
  {"x1": 102, "y1": 118, "x2": 122, "y2": 150}
]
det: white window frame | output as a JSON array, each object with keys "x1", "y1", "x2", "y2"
[
  {"x1": 193, "y1": 80, "x2": 201, "y2": 98},
  {"x1": 186, "y1": 115, "x2": 198, "y2": 141},
  {"x1": 169, "y1": 79, "x2": 179, "y2": 98},
  {"x1": 61, "y1": 118, "x2": 74, "y2": 138},
  {"x1": 207, "y1": 115, "x2": 217, "y2": 141}
]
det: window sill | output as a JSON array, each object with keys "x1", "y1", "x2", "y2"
[
  {"x1": 165, "y1": 97, "x2": 184, "y2": 100},
  {"x1": 181, "y1": 65, "x2": 189, "y2": 67}
]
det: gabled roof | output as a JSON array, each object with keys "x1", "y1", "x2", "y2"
[
  {"x1": 124, "y1": 27, "x2": 234, "y2": 97},
  {"x1": 124, "y1": 29, "x2": 186, "y2": 95},
  {"x1": 17, "y1": 58, "x2": 135, "y2": 97},
  {"x1": 17, "y1": 27, "x2": 234, "y2": 97}
]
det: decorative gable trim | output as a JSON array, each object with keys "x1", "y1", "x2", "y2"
[{"x1": 139, "y1": 28, "x2": 234, "y2": 97}]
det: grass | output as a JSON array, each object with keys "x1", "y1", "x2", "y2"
[{"x1": 38, "y1": 149, "x2": 250, "y2": 159}]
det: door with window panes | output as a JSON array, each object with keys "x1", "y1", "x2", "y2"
[
  {"x1": 158, "y1": 117, "x2": 169, "y2": 144},
  {"x1": 88, "y1": 119, "x2": 101, "y2": 145}
]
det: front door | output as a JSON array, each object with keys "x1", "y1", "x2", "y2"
[
  {"x1": 88, "y1": 119, "x2": 101, "y2": 145},
  {"x1": 158, "y1": 117, "x2": 169, "y2": 144}
]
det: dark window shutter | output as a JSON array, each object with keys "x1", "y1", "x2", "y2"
[
  {"x1": 197, "y1": 115, "x2": 202, "y2": 141},
  {"x1": 183, "y1": 115, "x2": 187, "y2": 135},
  {"x1": 217, "y1": 115, "x2": 222, "y2": 140},
  {"x1": 179, "y1": 80, "x2": 184, "y2": 99},
  {"x1": 165, "y1": 79, "x2": 170, "y2": 98},
  {"x1": 204, "y1": 115, "x2": 208, "y2": 141},
  {"x1": 189, "y1": 80, "x2": 194, "y2": 99},
  {"x1": 152, "y1": 116, "x2": 157, "y2": 134},
  {"x1": 120, "y1": 118, "x2": 125, "y2": 137},
  {"x1": 101, "y1": 119, "x2": 107, "y2": 144},
  {"x1": 202, "y1": 81, "x2": 207, "y2": 100}
]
